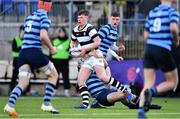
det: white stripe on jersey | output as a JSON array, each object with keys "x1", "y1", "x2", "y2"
[{"x1": 71, "y1": 23, "x2": 98, "y2": 45}]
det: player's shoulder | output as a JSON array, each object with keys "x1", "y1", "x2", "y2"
[
  {"x1": 100, "y1": 24, "x2": 111, "y2": 30},
  {"x1": 86, "y1": 23, "x2": 96, "y2": 31}
]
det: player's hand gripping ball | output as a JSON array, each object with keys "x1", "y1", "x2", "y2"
[{"x1": 69, "y1": 47, "x2": 81, "y2": 57}]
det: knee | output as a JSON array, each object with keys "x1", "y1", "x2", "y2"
[
  {"x1": 49, "y1": 68, "x2": 58, "y2": 80},
  {"x1": 171, "y1": 77, "x2": 178, "y2": 88},
  {"x1": 18, "y1": 71, "x2": 31, "y2": 90},
  {"x1": 98, "y1": 75, "x2": 107, "y2": 82}
]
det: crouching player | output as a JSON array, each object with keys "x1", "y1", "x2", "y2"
[{"x1": 4, "y1": 0, "x2": 59, "y2": 117}]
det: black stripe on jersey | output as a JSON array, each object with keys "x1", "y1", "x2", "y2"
[
  {"x1": 25, "y1": 31, "x2": 40, "y2": 36},
  {"x1": 80, "y1": 39, "x2": 94, "y2": 46},
  {"x1": 149, "y1": 22, "x2": 170, "y2": 27},
  {"x1": 23, "y1": 37, "x2": 40, "y2": 41},
  {"x1": 73, "y1": 31, "x2": 86, "y2": 37},
  {"x1": 71, "y1": 37, "x2": 77, "y2": 41},
  {"x1": 86, "y1": 80, "x2": 102, "y2": 86},
  {"x1": 86, "y1": 26, "x2": 94, "y2": 35},
  {"x1": 148, "y1": 37, "x2": 173, "y2": 40},
  {"x1": 150, "y1": 30, "x2": 170, "y2": 33},
  {"x1": 91, "y1": 34, "x2": 98, "y2": 40},
  {"x1": 89, "y1": 75, "x2": 98, "y2": 79},
  {"x1": 149, "y1": 15, "x2": 169, "y2": 20},
  {"x1": 72, "y1": 30, "x2": 75, "y2": 35},
  {"x1": 42, "y1": 21, "x2": 50, "y2": 24},
  {"x1": 99, "y1": 29, "x2": 108, "y2": 39},
  {"x1": 40, "y1": 16, "x2": 48, "y2": 21},
  {"x1": 171, "y1": 20, "x2": 179, "y2": 23},
  {"x1": 110, "y1": 33, "x2": 118, "y2": 37},
  {"x1": 41, "y1": 27, "x2": 49, "y2": 30},
  {"x1": 26, "y1": 19, "x2": 41, "y2": 23},
  {"x1": 101, "y1": 38, "x2": 114, "y2": 45},
  {"x1": 32, "y1": 25, "x2": 41, "y2": 29},
  {"x1": 100, "y1": 44, "x2": 109, "y2": 49},
  {"x1": 99, "y1": 49, "x2": 108, "y2": 53},
  {"x1": 23, "y1": 42, "x2": 41, "y2": 46}
]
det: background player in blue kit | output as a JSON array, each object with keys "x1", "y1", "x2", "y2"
[
  {"x1": 4, "y1": 0, "x2": 59, "y2": 117},
  {"x1": 137, "y1": 0, "x2": 179, "y2": 118}
]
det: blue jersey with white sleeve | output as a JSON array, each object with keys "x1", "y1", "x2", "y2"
[
  {"x1": 145, "y1": 4, "x2": 179, "y2": 51},
  {"x1": 22, "y1": 9, "x2": 51, "y2": 49},
  {"x1": 98, "y1": 24, "x2": 118, "y2": 57}
]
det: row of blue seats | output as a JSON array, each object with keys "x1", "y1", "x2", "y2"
[{"x1": 0, "y1": 0, "x2": 38, "y2": 15}]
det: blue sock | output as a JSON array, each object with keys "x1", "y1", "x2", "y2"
[
  {"x1": 138, "y1": 107, "x2": 145, "y2": 114},
  {"x1": 8, "y1": 86, "x2": 23, "y2": 108},
  {"x1": 151, "y1": 86, "x2": 157, "y2": 96},
  {"x1": 44, "y1": 83, "x2": 56, "y2": 106},
  {"x1": 127, "y1": 93, "x2": 133, "y2": 102}
]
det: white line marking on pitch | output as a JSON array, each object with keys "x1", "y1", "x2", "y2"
[{"x1": 1, "y1": 112, "x2": 180, "y2": 117}]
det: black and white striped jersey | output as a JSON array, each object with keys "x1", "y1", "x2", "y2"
[{"x1": 71, "y1": 23, "x2": 99, "y2": 46}]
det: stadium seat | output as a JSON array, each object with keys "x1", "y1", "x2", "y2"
[
  {"x1": 0, "y1": 60, "x2": 9, "y2": 78},
  {"x1": 2, "y1": 0, "x2": 13, "y2": 15},
  {"x1": 16, "y1": 2, "x2": 26, "y2": 15}
]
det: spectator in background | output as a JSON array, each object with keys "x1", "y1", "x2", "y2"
[
  {"x1": 51, "y1": 27, "x2": 70, "y2": 97},
  {"x1": 10, "y1": 25, "x2": 24, "y2": 93}
]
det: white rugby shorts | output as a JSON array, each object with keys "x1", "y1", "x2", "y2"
[{"x1": 82, "y1": 56, "x2": 104, "y2": 70}]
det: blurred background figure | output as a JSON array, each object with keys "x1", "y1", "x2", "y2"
[
  {"x1": 10, "y1": 25, "x2": 24, "y2": 93},
  {"x1": 51, "y1": 27, "x2": 71, "y2": 97}
]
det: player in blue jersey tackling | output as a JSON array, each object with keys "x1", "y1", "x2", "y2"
[
  {"x1": 4, "y1": 0, "x2": 59, "y2": 117},
  {"x1": 137, "y1": 0, "x2": 179, "y2": 118}
]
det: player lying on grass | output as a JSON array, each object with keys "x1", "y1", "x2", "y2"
[{"x1": 86, "y1": 72, "x2": 161, "y2": 109}]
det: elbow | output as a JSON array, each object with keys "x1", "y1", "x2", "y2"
[{"x1": 170, "y1": 23, "x2": 179, "y2": 35}]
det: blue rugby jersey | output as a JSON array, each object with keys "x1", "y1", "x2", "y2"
[
  {"x1": 22, "y1": 9, "x2": 51, "y2": 49},
  {"x1": 86, "y1": 73, "x2": 106, "y2": 98},
  {"x1": 98, "y1": 24, "x2": 118, "y2": 57},
  {"x1": 145, "y1": 4, "x2": 179, "y2": 51}
]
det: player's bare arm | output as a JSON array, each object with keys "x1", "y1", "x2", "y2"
[
  {"x1": 40, "y1": 29, "x2": 57, "y2": 54},
  {"x1": 170, "y1": 22, "x2": 179, "y2": 47}
]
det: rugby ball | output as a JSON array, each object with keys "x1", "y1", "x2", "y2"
[{"x1": 69, "y1": 47, "x2": 81, "y2": 57}]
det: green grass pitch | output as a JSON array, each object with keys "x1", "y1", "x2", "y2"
[{"x1": 0, "y1": 97, "x2": 180, "y2": 119}]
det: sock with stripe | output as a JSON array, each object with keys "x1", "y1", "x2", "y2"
[
  {"x1": 108, "y1": 77, "x2": 124, "y2": 91},
  {"x1": 8, "y1": 86, "x2": 23, "y2": 108},
  {"x1": 79, "y1": 85, "x2": 89, "y2": 107},
  {"x1": 43, "y1": 83, "x2": 56, "y2": 106},
  {"x1": 150, "y1": 86, "x2": 157, "y2": 96}
]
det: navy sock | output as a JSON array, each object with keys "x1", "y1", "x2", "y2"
[
  {"x1": 8, "y1": 86, "x2": 23, "y2": 107},
  {"x1": 44, "y1": 83, "x2": 56, "y2": 106},
  {"x1": 150, "y1": 86, "x2": 157, "y2": 96}
]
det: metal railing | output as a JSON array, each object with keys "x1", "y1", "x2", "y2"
[{"x1": 0, "y1": 0, "x2": 179, "y2": 60}]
